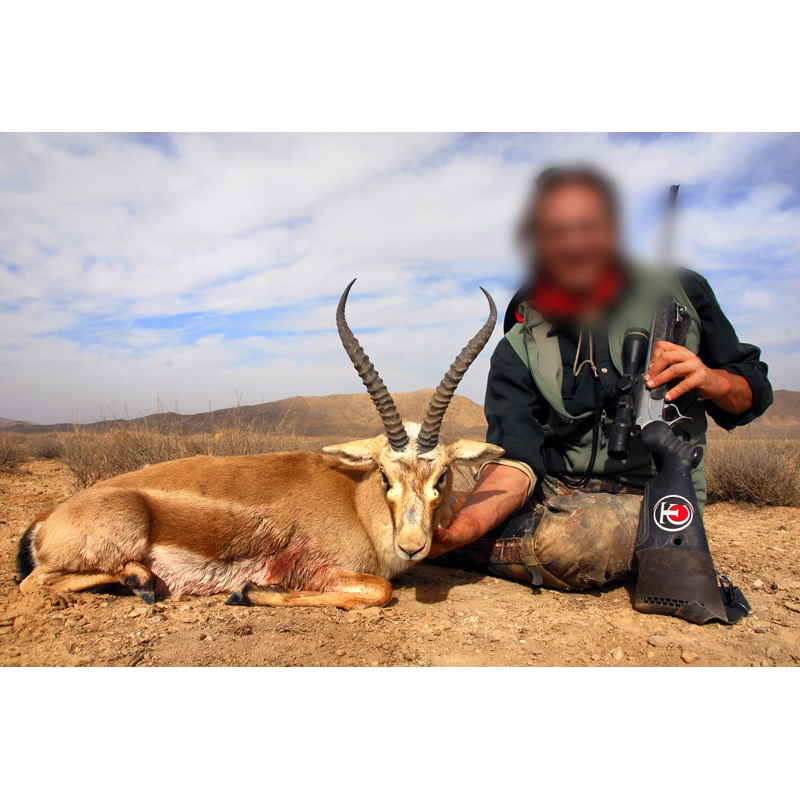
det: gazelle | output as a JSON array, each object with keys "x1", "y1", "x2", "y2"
[{"x1": 17, "y1": 281, "x2": 502, "y2": 610}]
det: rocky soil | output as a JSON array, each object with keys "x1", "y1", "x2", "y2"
[{"x1": 1, "y1": 460, "x2": 799, "y2": 667}]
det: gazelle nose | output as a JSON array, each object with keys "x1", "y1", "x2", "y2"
[{"x1": 399, "y1": 543, "x2": 425, "y2": 558}]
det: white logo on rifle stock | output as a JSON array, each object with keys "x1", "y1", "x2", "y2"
[{"x1": 653, "y1": 495, "x2": 694, "y2": 532}]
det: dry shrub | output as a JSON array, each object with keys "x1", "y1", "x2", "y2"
[
  {"x1": 190, "y1": 427, "x2": 299, "y2": 457},
  {"x1": 58, "y1": 406, "x2": 303, "y2": 491},
  {"x1": 25, "y1": 433, "x2": 63, "y2": 460},
  {"x1": 705, "y1": 437, "x2": 800, "y2": 506},
  {"x1": 190, "y1": 405, "x2": 300, "y2": 457},
  {"x1": 58, "y1": 420, "x2": 188, "y2": 490},
  {"x1": 296, "y1": 435, "x2": 340, "y2": 454},
  {"x1": 0, "y1": 432, "x2": 26, "y2": 472}
]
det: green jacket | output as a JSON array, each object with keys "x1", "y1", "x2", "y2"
[{"x1": 485, "y1": 263, "x2": 774, "y2": 509}]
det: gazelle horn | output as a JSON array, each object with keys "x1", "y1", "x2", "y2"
[
  {"x1": 336, "y1": 280, "x2": 409, "y2": 451},
  {"x1": 417, "y1": 288, "x2": 497, "y2": 453}
]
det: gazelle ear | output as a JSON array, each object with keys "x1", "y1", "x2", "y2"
[
  {"x1": 446, "y1": 440, "x2": 505, "y2": 464},
  {"x1": 323, "y1": 436, "x2": 384, "y2": 465}
]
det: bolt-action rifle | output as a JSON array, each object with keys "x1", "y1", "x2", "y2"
[{"x1": 607, "y1": 186, "x2": 750, "y2": 625}]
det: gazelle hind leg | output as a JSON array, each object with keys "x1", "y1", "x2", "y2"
[
  {"x1": 20, "y1": 566, "x2": 119, "y2": 595},
  {"x1": 19, "y1": 562, "x2": 157, "y2": 604},
  {"x1": 225, "y1": 570, "x2": 393, "y2": 610}
]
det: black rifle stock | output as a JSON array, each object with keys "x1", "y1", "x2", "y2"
[{"x1": 607, "y1": 186, "x2": 749, "y2": 625}]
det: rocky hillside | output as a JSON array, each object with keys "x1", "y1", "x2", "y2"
[
  {"x1": 4, "y1": 388, "x2": 798, "y2": 440},
  {"x1": 0, "y1": 390, "x2": 489, "y2": 441}
]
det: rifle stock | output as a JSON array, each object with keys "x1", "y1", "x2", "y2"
[{"x1": 633, "y1": 421, "x2": 732, "y2": 622}]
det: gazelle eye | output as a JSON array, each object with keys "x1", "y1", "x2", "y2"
[
  {"x1": 380, "y1": 470, "x2": 390, "y2": 491},
  {"x1": 436, "y1": 470, "x2": 448, "y2": 488}
]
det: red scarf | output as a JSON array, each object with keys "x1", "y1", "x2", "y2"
[{"x1": 516, "y1": 265, "x2": 623, "y2": 322}]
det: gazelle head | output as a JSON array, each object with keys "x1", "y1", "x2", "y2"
[{"x1": 323, "y1": 281, "x2": 504, "y2": 562}]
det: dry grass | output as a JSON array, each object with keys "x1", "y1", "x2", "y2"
[
  {"x1": 56, "y1": 406, "x2": 307, "y2": 491},
  {"x1": 58, "y1": 422, "x2": 188, "y2": 490},
  {"x1": 705, "y1": 437, "x2": 800, "y2": 506},
  {"x1": 187, "y1": 405, "x2": 301, "y2": 458},
  {"x1": 23, "y1": 433, "x2": 64, "y2": 460},
  {"x1": 0, "y1": 432, "x2": 27, "y2": 472}
]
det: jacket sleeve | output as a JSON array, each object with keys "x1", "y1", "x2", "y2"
[
  {"x1": 680, "y1": 269, "x2": 774, "y2": 430},
  {"x1": 484, "y1": 337, "x2": 548, "y2": 487}
]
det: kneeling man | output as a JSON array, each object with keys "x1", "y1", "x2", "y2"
[{"x1": 431, "y1": 166, "x2": 773, "y2": 590}]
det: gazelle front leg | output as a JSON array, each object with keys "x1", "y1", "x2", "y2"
[{"x1": 225, "y1": 569, "x2": 393, "y2": 610}]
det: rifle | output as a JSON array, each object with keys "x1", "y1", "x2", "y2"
[{"x1": 607, "y1": 185, "x2": 750, "y2": 625}]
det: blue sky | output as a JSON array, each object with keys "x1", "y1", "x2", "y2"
[{"x1": 1, "y1": 133, "x2": 798, "y2": 423}]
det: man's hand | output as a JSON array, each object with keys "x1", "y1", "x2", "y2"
[
  {"x1": 645, "y1": 341, "x2": 722, "y2": 402},
  {"x1": 427, "y1": 463, "x2": 531, "y2": 560},
  {"x1": 429, "y1": 512, "x2": 483, "y2": 559},
  {"x1": 645, "y1": 341, "x2": 753, "y2": 414}
]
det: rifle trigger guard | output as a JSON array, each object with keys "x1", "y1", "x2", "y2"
[{"x1": 664, "y1": 402, "x2": 691, "y2": 427}]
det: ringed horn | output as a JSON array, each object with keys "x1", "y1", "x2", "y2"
[
  {"x1": 337, "y1": 279, "x2": 409, "y2": 450},
  {"x1": 417, "y1": 286, "x2": 497, "y2": 453},
  {"x1": 336, "y1": 280, "x2": 497, "y2": 454}
]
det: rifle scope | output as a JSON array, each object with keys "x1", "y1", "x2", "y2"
[{"x1": 607, "y1": 327, "x2": 649, "y2": 460}]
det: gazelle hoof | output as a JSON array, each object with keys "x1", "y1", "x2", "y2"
[
  {"x1": 121, "y1": 562, "x2": 157, "y2": 605},
  {"x1": 225, "y1": 586, "x2": 252, "y2": 606},
  {"x1": 133, "y1": 588, "x2": 157, "y2": 605}
]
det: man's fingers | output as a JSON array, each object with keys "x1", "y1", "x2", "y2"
[
  {"x1": 650, "y1": 340, "x2": 680, "y2": 361},
  {"x1": 649, "y1": 341, "x2": 681, "y2": 370},
  {"x1": 665, "y1": 374, "x2": 702, "y2": 401},
  {"x1": 429, "y1": 526, "x2": 461, "y2": 559},
  {"x1": 646, "y1": 353, "x2": 681, "y2": 380},
  {"x1": 433, "y1": 525, "x2": 455, "y2": 544},
  {"x1": 646, "y1": 344, "x2": 713, "y2": 400},
  {"x1": 432, "y1": 518, "x2": 466, "y2": 548},
  {"x1": 430, "y1": 514, "x2": 481, "y2": 559},
  {"x1": 646, "y1": 350, "x2": 693, "y2": 384},
  {"x1": 646, "y1": 360, "x2": 694, "y2": 388}
]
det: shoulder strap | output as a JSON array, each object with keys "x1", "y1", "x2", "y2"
[
  {"x1": 505, "y1": 305, "x2": 595, "y2": 425},
  {"x1": 505, "y1": 304, "x2": 593, "y2": 424}
]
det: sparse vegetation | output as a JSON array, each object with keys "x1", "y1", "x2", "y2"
[
  {"x1": 7, "y1": 396, "x2": 800, "y2": 505},
  {"x1": 24, "y1": 433, "x2": 63, "y2": 460},
  {"x1": 0, "y1": 432, "x2": 26, "y2": 472},
  {"x1": 58, "y1": 422, "x2": 189, "y2": 490},
  {"x1": 56, "y1": 405, "x2": 307, "y2": 491},
  {"x1": 188, "y1": 404, "x2": 302, "y2": 458},
  {"x1": 705, "y1": 437, "x2": 800, "y2": 506}
]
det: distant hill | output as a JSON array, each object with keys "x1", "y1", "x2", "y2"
[
  {"x1": 5, "y1": 388, "x2": 799, "y2": 441},
  {"x1": 1, "y1": 390, "x2": 489, "y2": 441},
  {"x1": 0, "y1": 416, "x2": 34, "y2": 427}
]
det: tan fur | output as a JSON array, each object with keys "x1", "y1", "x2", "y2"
[{"x1": 21, "y1": 424, "x2": 503, "y2": 609}]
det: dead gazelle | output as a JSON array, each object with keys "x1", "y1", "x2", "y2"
[{"x1": 17, "y1": 282, "x2": 502, "y2": 609}]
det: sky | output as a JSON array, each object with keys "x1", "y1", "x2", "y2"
[{"x1": 1, "y1": 132, "x2": 799, "y2": 424}]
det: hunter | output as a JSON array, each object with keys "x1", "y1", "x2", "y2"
[{"x1": 431, "y1": 166, "x2": 773, "y2": 590}]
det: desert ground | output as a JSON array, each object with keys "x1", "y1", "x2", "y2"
[{"x1": 1, "y1": 459, "x2": 799, "y2": 667}]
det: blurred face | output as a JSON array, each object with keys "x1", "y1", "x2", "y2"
[{"x1": 526, "y1": 182, "x2": 620, "y2": 293}]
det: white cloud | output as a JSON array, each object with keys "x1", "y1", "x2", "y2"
[{"x1": 1, "y1": 132, "x2": 798, "y2": 422}]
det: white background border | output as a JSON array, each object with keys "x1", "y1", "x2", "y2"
[{"x1": 1, "y1": 1, "x2": 797, "y2": 796}]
